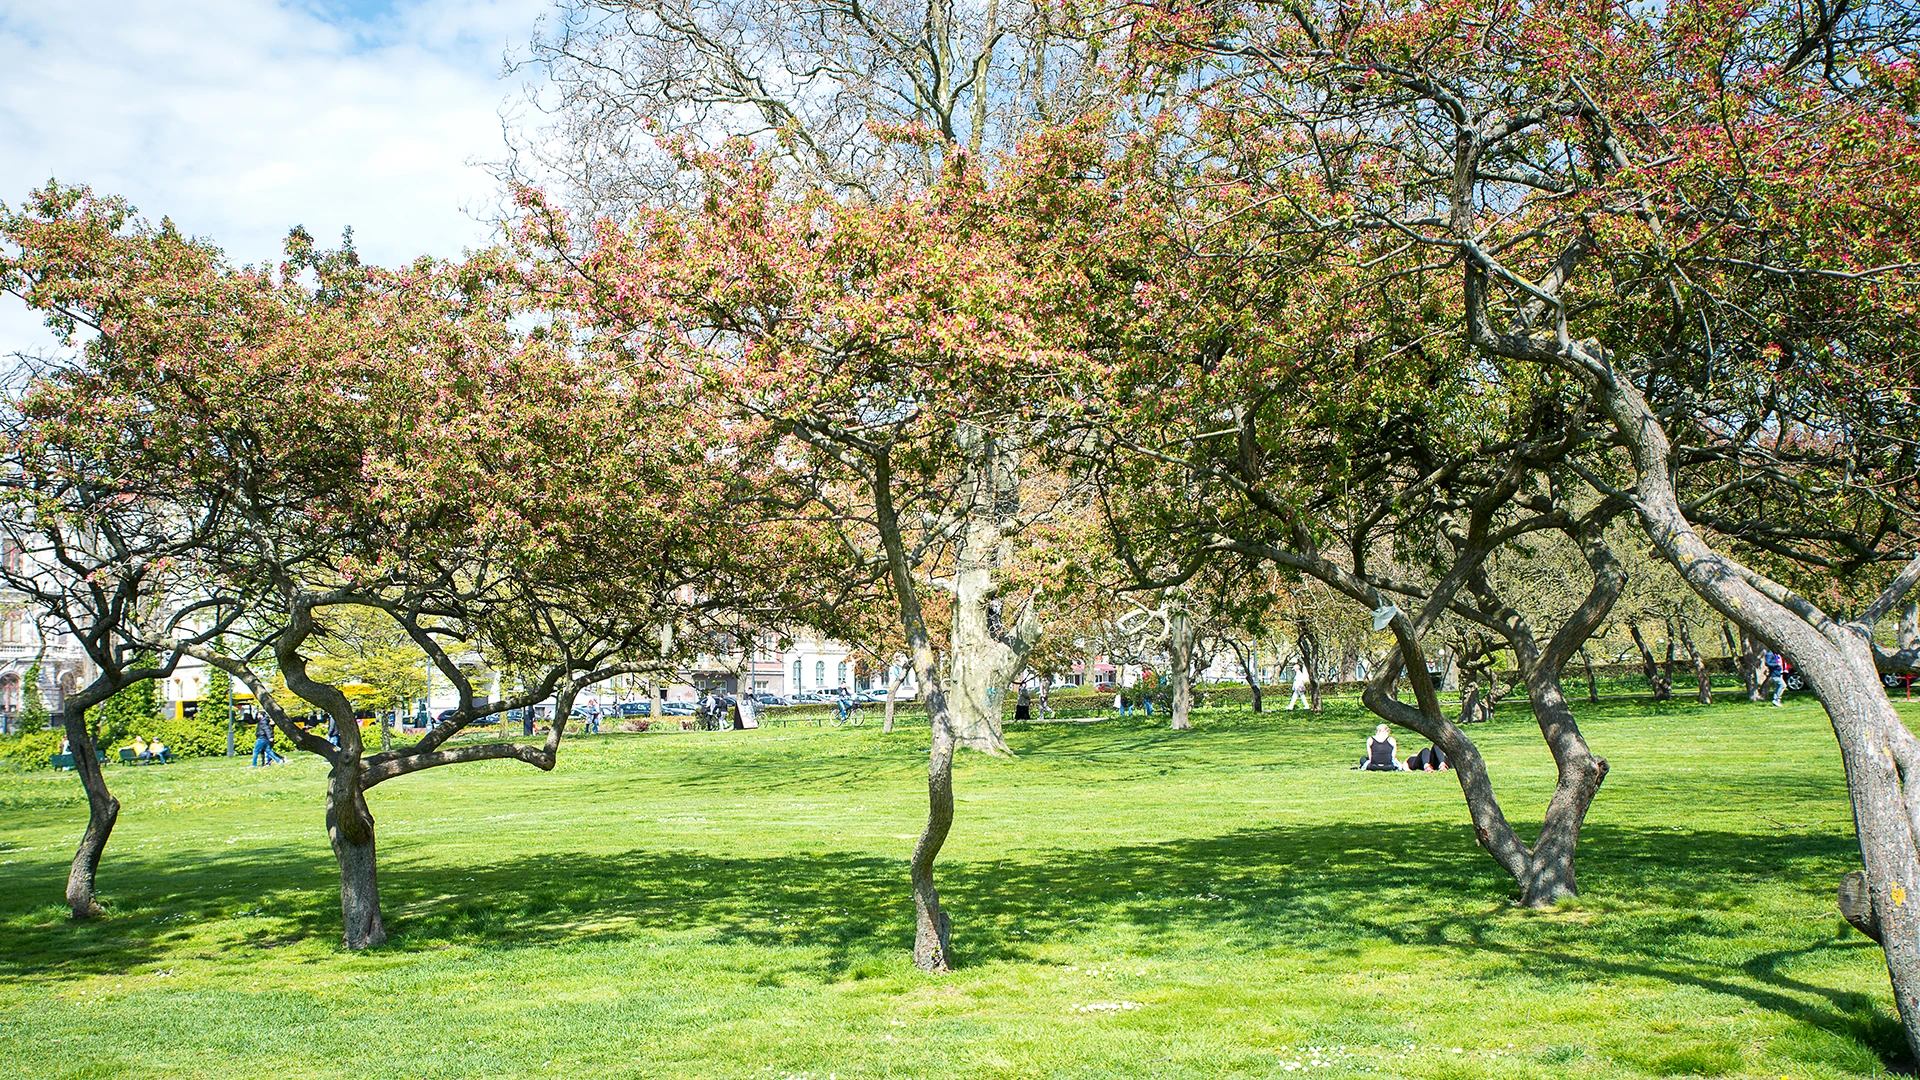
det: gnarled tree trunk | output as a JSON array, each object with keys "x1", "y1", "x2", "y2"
[
  {"x1": 911, "y1": 680, "x2": 956, "y2": 970},
  {"x1": 946, "y1": 425, "x2": 1040, "y2": 754},
  {"x1": 1476, "y1": 525, "x2": 1625, "y2": 905},
  {"x1": 1229, "y1": 637, "x2": 1263, "y2": 712},
  {"x1": 870, "y1": 450, "x2": 961, "y2": 971},
  {"x1": 327, "y1": 757, "x2": 387, "y2": 950},
  {"x1": 62, "y1": 706, "x2": 118, "y2": 919},
  {"x1": 1572, "y1": 350, "x2": 1920, "y2": 1061}
]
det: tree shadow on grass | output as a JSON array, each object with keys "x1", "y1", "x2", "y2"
[{"x1": 0, "y1": 818, "x2": 1897, "y2": 1067}]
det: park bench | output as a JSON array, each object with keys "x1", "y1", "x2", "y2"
[
  {"x1": 49, "y1": 749, "x2": 106, "y2": 771},
  {"x1": 119, "y1": 748, "x2": 172, "y2": 765}
]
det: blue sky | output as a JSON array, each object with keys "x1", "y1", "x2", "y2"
[{"x1": 1, "y1": 0, "x2": 552, "y2": 352}]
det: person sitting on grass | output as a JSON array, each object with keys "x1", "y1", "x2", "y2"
[
  {"x1": 1406, "y1": 744, "x2": 1449, "y2": 772},
  {"x1": 148, "y1": 735, "x2": 171, "y2": 763},
  {"x1": 1360, "y1": 724, "x2": 1402, "y2": 771}
]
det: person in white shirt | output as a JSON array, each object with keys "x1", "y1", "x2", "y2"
[{"x1": 1287, "y1": 665, "x2": 1311, "y2": 710}]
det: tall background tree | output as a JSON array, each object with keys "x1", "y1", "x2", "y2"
[{"x1": 1125, "y1": 0, "x2": 1920, "y2": 1051}]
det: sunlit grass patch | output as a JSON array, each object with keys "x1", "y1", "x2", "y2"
[{"x1": 0, "y1": 693, "x2": 1909, "y2": 1078}]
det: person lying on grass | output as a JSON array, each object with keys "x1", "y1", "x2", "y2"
[
  {"x1": 1359, "y1": 724, "x2": 1402, "y2": 771},
  {"x1": 1406, "y1": 744, "x2": 1450, "y2": 772}
]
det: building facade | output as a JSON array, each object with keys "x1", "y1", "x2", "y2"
[{"x1": 0, "y1": 541, "x2": 100, "y2": 731}]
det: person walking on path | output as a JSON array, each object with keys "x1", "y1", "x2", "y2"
[
  {"x1": 251, "y1": 714, "x2": 283, "y2": 766},
  {"x1": 1766, "y1": 650, "x2": 1788, "y2": 706},
  {"x1": 1287, "y1": 664, "x2": 1311, "y2": 710}
]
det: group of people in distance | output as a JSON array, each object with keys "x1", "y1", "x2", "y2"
[
  {"x1": 697, "y1": 689, "x2": 759, "y2": 730},
  {"x1": 251, "y1": 714, "x2": 285, "y2": 767},
  {"x1": 1359, "y1": 724, "x2": 1450, "y2": 772}
]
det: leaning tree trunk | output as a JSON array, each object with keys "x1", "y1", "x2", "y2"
[
  {"x1": 1676, "y1": 620, "x2": 1711, "y2": 704},
  {"x1": 1168, "y1": 603, "x2": 1194, "y2": 730},
  {"x1": 62, "y1": 707, "x2": 118, "y2": 919},
  {"x1": 1241, "y1": 640, "x2": 1264, "y2": 713},
  {"x1": 1628, "y1": 621, "x2": 1672, "y2": 700},
  {"x1": 870, "y1": 448, "x2": 966, "y2": 971},
  {"x1": 1578, "y1": 645, "x2": 1600, "y2": 704},
  {"x1": 1575, "y1": 354, "x2": 1920, "y2": 1060},
  {"x1": 911, "y1": 678, "x2": 957, "y2": 970},
  {"x1": 1361, "y1": 656, "x2": 1536, "y2": 892}
]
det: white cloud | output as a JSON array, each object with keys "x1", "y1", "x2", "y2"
[{"x1": 0, "y1": 0, "x2": 552, "y2": 353}]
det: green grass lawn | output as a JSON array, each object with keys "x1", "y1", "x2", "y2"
[{"x1": 0, "y1": 692, "x2": 1912, "y2": 1079}]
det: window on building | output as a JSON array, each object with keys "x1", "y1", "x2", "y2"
[
  {"x1": 815, "y1": 660, "x2": 825, "y2": 687},
  {"x1": 1, "y1": 542, "x2": 20, "y2": 575},
  {"x1": 0, "y1": 609, "x2": 21, "y2": 645},
  {"x1": 793, "y1": 659, "x2": 801, "y2": 688},
  {"x1": 837, "y1": 661, "x2": 847, "y2": 686},
  {"x1": 0, "y1": 674, "x2": 17, "y2": 712}
]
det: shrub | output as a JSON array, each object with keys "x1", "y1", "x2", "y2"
[
  {"x1": 21, "y1": 661, "x2": 49, "y2": 731},
  {"x1": 149, "y1": 706, "x2": 233, "y2": 759},
  {"x1": 0, "y1": 729, "x2": 65, "y2": 771}
]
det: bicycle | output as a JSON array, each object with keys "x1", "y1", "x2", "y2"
[{"x1": 829, "y1": 697, "x2": 864, "y2": 727}]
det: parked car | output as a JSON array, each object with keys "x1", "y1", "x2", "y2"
[
  {"x1": 432, "y1": 708, "x2": 496, "y2": 728},
  {"x1": 750, "y1": 693, "x2": 790, "y2": 707},
  {"x1": 617, "y1": 701, "x2": 652, "y2": 717},
  {"x1": 1092, "y1": 682, "x2": 1119, "y2": 693},
  {"x1": 661, "y1": 701, "x2": 697, "y2": 716}
]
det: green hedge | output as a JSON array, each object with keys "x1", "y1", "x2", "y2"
[
  {"x1": 150, "y1": 708, "x2": 238, "y2": 759},
  {"x1": 0, "y1": 729, "x2": 64, "y2": 771}
]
